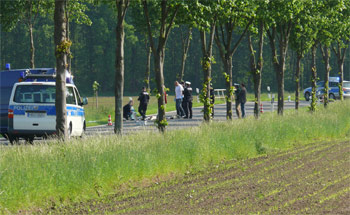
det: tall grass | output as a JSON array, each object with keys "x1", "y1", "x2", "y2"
[{"x1": 1, "y1": 101, "x2": 349, "y2": 212}]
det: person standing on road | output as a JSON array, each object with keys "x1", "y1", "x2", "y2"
[
  {"x1": 183, "y1": 81, "x2": 193, "y2": 119},
  {"x1": 138, "y1": 87, "x2": 150, "y2": 120},
  {"x1": 234, "y1": 83, "x2": 241, "y2": 118},
  {"x1": 239, "y1": 83, "x2": 247, "y2": 118},
  {"x1": 175, "y1": 81, "x2": 185, "y2": 118}
]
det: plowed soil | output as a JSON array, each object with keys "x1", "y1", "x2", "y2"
[{"x1": 48, "y1": 140, "x2": 350, "y2": 214}]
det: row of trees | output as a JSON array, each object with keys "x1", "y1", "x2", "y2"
[{"x1": 1, "y1": 0, "x2": 350, "y2": 137}]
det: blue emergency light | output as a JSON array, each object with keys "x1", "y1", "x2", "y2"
[{"x1": 5, "y1": 63, "x2": 10, "y2": 70}]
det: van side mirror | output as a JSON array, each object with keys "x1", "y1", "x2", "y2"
[{"x1": 81, "y1": 97, "x2": 88, "y2": 106}]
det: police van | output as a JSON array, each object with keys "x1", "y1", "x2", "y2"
[{"x1": 1, "y1": 65, "x2": 87, "y2": 143}]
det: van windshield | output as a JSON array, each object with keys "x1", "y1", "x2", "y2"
[{"x1": 14, "y1": 85, "x2": 77, "y2": 104}]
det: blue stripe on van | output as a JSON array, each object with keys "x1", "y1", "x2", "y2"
[{"x1": 9, "y1": 105, "x2": 84, "y2": 116}]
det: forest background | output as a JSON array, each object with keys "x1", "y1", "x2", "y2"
[{"x1": 1, "y1": 1, "x2": 350, "y2": 97}]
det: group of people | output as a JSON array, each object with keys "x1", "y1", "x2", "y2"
[
  {"x1": 175, "y1": 81, "x2": 193, "y2": 119},
  {"x1": 123, "y1": 86, "x2": 150, "y2": 121},
  {"x1": 122, "y1": 81, "x2": 247, "y2": 121}
]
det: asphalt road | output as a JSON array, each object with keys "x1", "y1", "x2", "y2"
[
  {"x1": 0, "y1": 100, "x2": 310, "y2": 144},
  {"x1": 85, "y1": 100, "x2": 310, "y2": 135}
]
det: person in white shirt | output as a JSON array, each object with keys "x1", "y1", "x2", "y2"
[{"x1": 174, "y1": 81, "x2": 185, "y2": 117}]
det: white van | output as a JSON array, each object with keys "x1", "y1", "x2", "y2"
[{"x1": 7, "y1": 78, "x2": 87, "y2": 143}]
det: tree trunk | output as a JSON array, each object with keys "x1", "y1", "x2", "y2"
[
  {"x1": 248, "y1": 22, "x2": 264, "y2": 119},
  {"x1": 214, "y1": 21, "x2": 252, "y2": 120},
  {"x1": 144, "y1": 40, "x2": 151, "y2": 91},
  {"x1": 142, "y1": 0, "x2": 180, "y2": 132},
  {"x1": 29, "y1": 23, "x2": 35, "y2": 68},
  {"x1": 179, "y1": 27, "x2": 192, "y2": 81},
  {"x1": 295, "y1": 54, "x2": 302, "y2": 110},
  {"x1": 153, "y1": 51, "x2": 166, "y2": 132},
  {"x1": 332, "y1": 41, "x2": 347, "y2": 101},
  {"x1": 224, "y1": 58, "x2": 233, "y2": 119},
  {"x1": 337, "y1": 58, "x2": 344, "y2": 101},
  {"x1": 310, "y1": 44, "x2": 317, "y2": 112},
  {"x1": 268, "y1": 28, "x2": 288, "y2": 115},
  {"x1": 114, "y1": 0, "x2": 129, "y2": 134},
  {"x1": 200, "y1": 24, "x2": 216, "y2": 122},
  {"x1": 65, "y1": 0, "x2": 71, "y2": 73},
  {"x1": 54, "y1": 0, "x2": 67, "y2": 140},
  {"x1": 320, "y1": 45, "x2": 330, "y2": 107},
  {"x1": 277, "y1": 49, "x2": 286, "y2": 115}
]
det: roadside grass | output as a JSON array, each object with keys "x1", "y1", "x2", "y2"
[
  {"x1": 85, "y1": 92, "x2": 294, "y2": 126},
  {"x1": 1, "y1": 100, "x2": 348, "y2": 213}
]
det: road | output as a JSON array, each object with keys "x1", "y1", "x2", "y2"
[
  {"x1": 85, "y1": 100, "x2": 310, "y2": 135},
  {"x1": 0, "y1": 100, "x2": 310, "y2": 144}
]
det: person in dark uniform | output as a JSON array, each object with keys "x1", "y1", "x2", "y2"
[
  {"x1": 123, "y1": 100, "x2": 134, "y2": 120},
  {"x1": 138, "y1": 87, "x2": 150, "y2": 120},
  {"x1": 210, "y1": 84, "x2": 215, "y2": 118},
  {"x1": 239, "y1": 83, "x2": 247, "y2": 118},
  {"x1": 234, "y1": 83, "x2": 241, "y2": 118},
  {"x1": 183, "y1": 81, "x2": 193, "y2": 119}
]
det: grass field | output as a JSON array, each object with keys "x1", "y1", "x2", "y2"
[
  {"x1": 50, "y1": 139, "x2": 350, "y2": 214},
  {"x1": 85, "y1": 92, "x2": 295, "y2": 126},
  {"x1": 0, "y1": 100, "x2": 348, "y2": 213}
]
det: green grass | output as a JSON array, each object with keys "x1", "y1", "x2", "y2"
[
  {"x1": 1, "y1": 100, "x2": 349, "y2": 213},
  {"x1": 85, "y1": 93, "x2": 293, "y2": 126}
]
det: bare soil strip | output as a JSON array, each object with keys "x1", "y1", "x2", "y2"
[{"x1": 47, "y1": 140, "x2": 350, "y2": 214}]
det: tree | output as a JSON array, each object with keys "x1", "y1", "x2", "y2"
[
  {"x1": 290, "y1": 0, "x2": 315, "y2": 110},
  {"x1": 332, "y1": 0, "x2": 350, "y2": 101},
  {"x1": 178, "y1": 26, "x2": 192, "y2": 82},
  {"x1": 129, "y1": 2, "x2": 158, "y2": 92},
  {"x1": 1, "y1": 0, "x2": 52, "y2": 68},
  {"x1": 266, "y1": 0, "x2": 301, "y2": 115},
  {"x1": 142, "y1": 0, "x2": 182, "y2": 132},
  {"x1": 247, "y1": 0, "x2": 266, "y2": 118},
  {"x1": 115, "y1": 0, "x2": 130, "y2": 134},
  {"x1": 214, "y1": 0, "x2": 255, "y2": 119},
  {"x1": 54, "y1": 0, "x2": 69, "y2": 140},
  {"x1": 65, "y1": 0, "x2": 92, "y2": 72},
  {"x1": 92, "y1": 81, "x2": 100, "y2": 108},
  {"x1": 317, "y1": 0, "x2": 346, "y2": 107}
]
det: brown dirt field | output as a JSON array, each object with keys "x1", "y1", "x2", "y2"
[{"x1": 47, "y1": 140, "x2": 350, "y2": 214}]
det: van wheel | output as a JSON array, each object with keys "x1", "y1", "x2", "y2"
[
  {"x1": 25, "y1": 137, "x2": 34, "y2": 144},
  {"x1": 305, "y1": 92, "x2": 310, "y2": 101},
  {"x1": 80, "y1": 121, "x2": 86, "y2": 139},
  {"x1": 9, "y1": 136, "x2": 19, "y2": 145},
  {"x1": 329, "y1": 93, "x2": 336, "y2": 101},
  {"x1": 68, "y1": 123, "x2": 72, "y2": 139}
]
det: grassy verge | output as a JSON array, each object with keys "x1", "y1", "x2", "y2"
[
  {"x1": 85, "y1": 93, "x2": 294, "y2": 126},
  {"x1": 1, "y1": 100, "x2": 348, "y2": 213}
]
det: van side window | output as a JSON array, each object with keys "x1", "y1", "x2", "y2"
[
  {"x1": 74, "y1": 88, "x2": 82, "y2": 105},
  {"x1": 66, "y1": 87, "x2": 77, "y2": 105}
]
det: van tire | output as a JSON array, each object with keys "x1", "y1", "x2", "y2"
[
  {"x1": 80, "y1": 121, "x2": 86, "y2": 139},
  {"x1": 25, "y1": 137, "x2": 34, "y2": 144},
  {"x1": 68, "y1": 123, "x2": 72, "y2": 139},
  {"x1": 8, "y1": 135, "x2": 19, "y2": 145},
  {"x1": 329, "y1": 93, "x2": 336, "y2": 100},
  {"x1": 305, "y1": 92, "x2": 310, "y2": 101}
]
